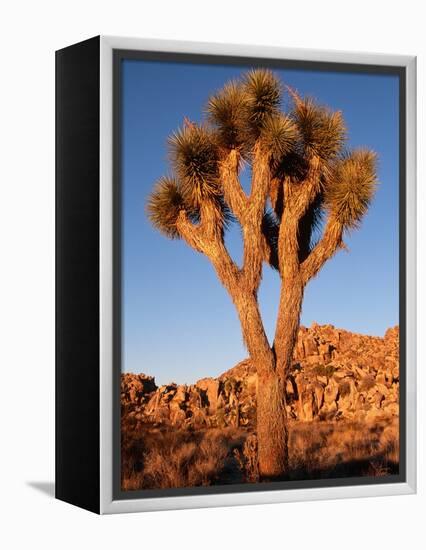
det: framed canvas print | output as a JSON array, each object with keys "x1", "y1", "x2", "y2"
[{"x1": 55, "y1": 36, "x2": 416, "y2": 514}]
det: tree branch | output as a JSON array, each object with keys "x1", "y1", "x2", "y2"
[
  {"x1": 275, "y1": 156, "x2": 322, "y2": 274},
  {"x1": 233, "y1": 291, "x2": 276, "y2": 377},
  {"x1": 176, "y1": 210, "x2": 208, "y2": 253},
  {"x1": 272, "y1": 164, "x2": 322, "y2": 377},
  {"x1": 218, "y1": 150, "x2": 248, "y2": 223},
  {"x1": 300, "y1": 216, "x2": 344, "y2": 285},
  {"x1": 241, "y1": 144, "x2": 271, "y2": 290},
  {"x1": 249, "y1": 144, "x2": 271, "y2": 218},
  {"x1": 176, "y1": 207, "x2": 240, "y2": 292},
  {"x1": 285, "y1": 156, "x2": 322, "y2": 220}
]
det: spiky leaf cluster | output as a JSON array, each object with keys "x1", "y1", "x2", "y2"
[
  {"x1": 325, "y1": 149, "x2": 377, "y2": 229},
  {"x1": 292, "y1": 97, "x2": 346, "y2": 161},
  {"x1": 244, "y1": 69, "x2": 281, "y2": 133},
  {"x1": 146, "y1": 176, "x2": 196, "y2": 238},
  {"x1": 260, "y1": 113, "x2": 299, "y2": 167},
  {"x1": 148, "y1": 70, "x2": 377, "y2": 255},
  {"x1": 207, "y1": 81, "x2": 249, "y2": 150},
  {"x1": 207, "y1": 70, "x2": 287, "y2": 155},
  {"x1": 169, "y1": 124, "x2": 220, "y2": 206}
]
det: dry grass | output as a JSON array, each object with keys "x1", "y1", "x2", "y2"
[
  {"x1": 122, "y1": 426, "x2": 244, "y2": 491},
  {"x1": 288, "y1": 417, "x2": 399, "y2": 479},
  {"x1": 121, "y1": 417, "x2": 399, "y2": 490}
]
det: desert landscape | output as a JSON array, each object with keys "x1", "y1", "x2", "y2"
[
  {"x1": 120, "y1": 67, "x2": 399, "y2": 492},
  {"x1": 121, "y1": 323, "x2": 399, "y2": 491}
]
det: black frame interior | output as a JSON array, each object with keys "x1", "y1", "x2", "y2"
[{"x1": 56, "y1": 36, "x2": 101, "y2": 513}]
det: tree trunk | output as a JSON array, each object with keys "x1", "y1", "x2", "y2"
[
  {"x1": 257, "y1": 369, "x2": 288, "y2": 478},
  {"x1": 274, "y1": 277, "x2": 304, "y2": 384},
  {"x1": 232, "y1": 291, "x2": 288, "y2": 479}
]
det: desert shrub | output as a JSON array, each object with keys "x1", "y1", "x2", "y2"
[
  {"x1": 122, "y1": 415, "x2": 400, "y2": 490},
  {"x1": 234, "y1": 433, "x2": 259, "y2": 483},
  {"x1": 216, "y1": 406, "x2": 227, "y2": 428},
  {"x1": 121, "y1": 414, "x2": 148, "y2": 486},
  {"x1": 287, "y1": 418, "x2": 399, "y2": 480},
  {"x1": 143, "y1": 440, "x2": 198, "y2": 488},
  {"x1": 122, "y1": 427, "x2": 242, "y2": 490},
  {"x1": 187, "y1": 431, "x2": 231, "y2": 485}
]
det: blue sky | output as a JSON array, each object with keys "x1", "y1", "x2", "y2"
[{"x1": 121, "y1": 58, "x2": 399, "y2": 385}]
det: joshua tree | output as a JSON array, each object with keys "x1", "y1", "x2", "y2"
[{"x1": 147, "y1": 70, "x2": 377, "y2": 478}]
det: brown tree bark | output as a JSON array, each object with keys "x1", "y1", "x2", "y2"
[
  {"x1": 274, "y1": 278, "x2": 304, "y2": 383},
  {"x1": 150, "y1": 76, "x2": 376, "y2": 485},
  {"x1": 232, "y1": 291, "x2": 288, "y2": 478},
  {"x1": 256, "y1": 370, "x2": 288, "y2": 478},
  {"x1": 176, "y1": 152, "x2": 345, "y2": 481}
]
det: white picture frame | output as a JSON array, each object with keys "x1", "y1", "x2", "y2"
[{"x1": 56, "y1": 35, "x2": 417, "y2": 514}]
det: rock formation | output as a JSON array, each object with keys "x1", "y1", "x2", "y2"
[{"x1": 121, "y1": 324, "x2": 399, "y2": 430}]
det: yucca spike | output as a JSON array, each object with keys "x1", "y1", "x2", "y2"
[
  {"x1": 292, "y1": 96, "x2": 346, "y2": 161},
  {"x1": 206, "y1": 80, "x2": 248, "y2": 150},
  {"x1": 168, "y1": 123, "x2": 220, "y2": 206},
  {"x1": 325, "y1": 149, "x2": 378, "y2": 229},
  {"x1": 146, "y1": 176, "x2": 196, "y2": 239},
  {"x1": 243, "y1": 69, "x2": 282, "y2": 133},
  {"x1": 260, "y1": 113, "x2": 299, "y2": 165}
]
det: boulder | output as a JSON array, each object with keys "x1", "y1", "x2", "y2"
[
  {"x1": 196, "y1": 377, "x2": 220, "y2": 414},
  {"x1": 121, "y1": 323, "x2": 400, "y2": 426}
]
